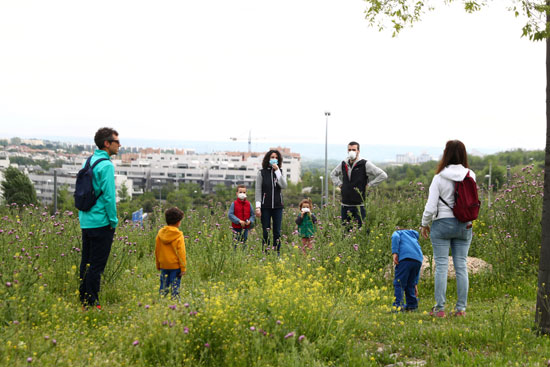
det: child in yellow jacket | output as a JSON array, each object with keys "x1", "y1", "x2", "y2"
[{"x1": 155, "y1": 207, "x2": 186, "y2": 299}]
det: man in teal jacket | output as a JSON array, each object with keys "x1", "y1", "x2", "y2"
[{"x1": 79, "y1": 127, "x2": 120, "y2": 309}]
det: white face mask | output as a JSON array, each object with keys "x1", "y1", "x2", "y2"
[
  {"x1": 301, "y1": 207, "x2": 310, "y2": 213},
  {"x1": 348, "y1": 150, "x2": 357, "y2": 161},
  {"x1": 238, "y1": 193, "x2": 247, "y2": 200}
]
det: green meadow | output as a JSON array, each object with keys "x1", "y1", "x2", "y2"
[{"x1": 1, "y1": 164, "x2": 549, "y2": 366}]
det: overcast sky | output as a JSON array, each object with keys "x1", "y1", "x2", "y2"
[{"x1": 0, "y1": 0, "x2": 545, "y2": 152}]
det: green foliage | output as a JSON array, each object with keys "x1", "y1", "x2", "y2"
[
  {"x1": 56, "y1": 185, "x2": 76, "y2": 213},
  {"x1": 363, "y1": 0, "x2": 550, "y2": 41},
  {"x1": 8, "y1": 157, "x2": 65, "y2": 171},
  {"x1": 1, "y1": 166, "x2": 38, "y2": 205}
]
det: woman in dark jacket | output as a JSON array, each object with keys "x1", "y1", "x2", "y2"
[{"x1": 254, "y1": 149, "x2": 287, "y2": 255}]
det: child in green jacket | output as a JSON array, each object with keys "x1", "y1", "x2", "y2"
[{"x1": 295, "y1": 199, "x2": 317, "y2": 255}]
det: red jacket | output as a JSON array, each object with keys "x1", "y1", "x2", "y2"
[{"x1": 230, "y1": 199, "x2": 252, "y2": 229}]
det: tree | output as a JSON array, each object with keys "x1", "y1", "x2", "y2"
[
  {"x1": 1, "y1": 166, "x2": 37, "y2": 205},
  {"x1": 362, "y1": 0, "x2": 550, "y2": 334},
  {"x1": 118, "y1": 182, "x2": 131, "y2": 203}
]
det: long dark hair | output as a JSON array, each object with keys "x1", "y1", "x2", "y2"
[
  {"x1": 436, "y1": 140, "x2": 469, "y2": 174},
  {"x1": 262, "y1": 150, "x2": 283, "y2": 169}
]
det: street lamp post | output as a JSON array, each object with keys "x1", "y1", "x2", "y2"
[
  {"x1": 320, "y1": 176, "x2": 324, "y2": 207},
  {"x1": 324, "y1": 111, "x2": 330, "y2": 206},
  {"x1": 156, "y1": 179, "x2": 162, "y2": 206}
]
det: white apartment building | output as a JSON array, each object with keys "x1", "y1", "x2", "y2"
[
  {"x1": 30, "y1": 170, "x2": 133, "y2": 205},
  {"x1": 62, "y1": 147, "x2": 301, "y2": 195},
  {"x1": 115, "y1": 147, "x2": 301, "y2": 194}
]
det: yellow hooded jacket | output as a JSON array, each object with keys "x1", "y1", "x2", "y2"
[{"x1": 155, "y1": 225, "x2": 186, "y2": 272}]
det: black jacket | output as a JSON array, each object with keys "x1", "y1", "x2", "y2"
[
  {"x1": 341, "y1": 159, "x2": 368, "y2": 205},
  {"x1": 260, "y1": 168, "x2": 284, "y2": 209}
]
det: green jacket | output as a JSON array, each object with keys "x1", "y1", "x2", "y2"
[
  {"x1": 295, "y1": 213, "x2": 317, "y2": 238},
  {"x1": 78, "y1": 149, "x2": 118, "y2": 229}
]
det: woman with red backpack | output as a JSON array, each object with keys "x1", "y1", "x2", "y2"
[{"x1": 420, "y1": 140, "x2": 479, "y2": 317}]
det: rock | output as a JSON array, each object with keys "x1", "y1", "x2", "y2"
[{"x1": 385, "y1": 256, "x2": 492, "y2": 280}]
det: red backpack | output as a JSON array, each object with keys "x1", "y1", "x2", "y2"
[{"x1": 440, "y1": 171, "x2": 480, "y2": 223}]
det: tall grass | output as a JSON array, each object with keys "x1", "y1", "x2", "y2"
[{"x1": 0, "y1": 165, "x2": 548, "y2": 366}]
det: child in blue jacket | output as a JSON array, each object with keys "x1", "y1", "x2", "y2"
[{"x1": 391, "y1": 229, "x2": 423, "y2": 311}]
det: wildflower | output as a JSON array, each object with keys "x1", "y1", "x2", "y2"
[
  {"x1": 13, "y1": 320, "x2": 19, "y2": 325},
  {"x1": 204, "y1": 343, "x2": 210, "y2": 348},
  {"x1": 284, "y1": 332, "x2": 295, "y2": 339},
  {"x1": 52, "y1": 339, "x2": 57, "y2": 345},
  {"x1": 250, "y1": 326, "x2": 256, "y2": 331},
  {"x1": 276, "y1": 320, "x2": 282, "y2": 325},
  {"x1": 183, "y1": 303, "x2": 189, "y2": 308},
  {"x1": 27, "y1": 357, "x2": 32, "y2": 363},
  {"x1": 169, "y1": 304, "x2": 177, "y2": 310},
  {"x1": 133, "y1": 340, "x2": 139, "y2": 346},
  {"x1": 145, "y1": 304, "x2": 150, "y2": 309},
  {"x1": 6, "y1": 282, "x2": 12, "y2": 287},
  {"x1": 298, "y1": 335, "x2": 305, "y2": 342},
  {"x1": 183, "y1": 327, "x2": 189, "y2": 334}
]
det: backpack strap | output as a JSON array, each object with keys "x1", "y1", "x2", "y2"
[
  {"x1": 83, "y1": 156, "x2": 93, "y2": 169},
  {"x1": 90, "y1": 157, "x2": 109, "y2": 169},
  {"x1": 439, "y1": 196, "x2": 452, "y2": 209},
  {"x1": 89, "y1": 157, "x2": 110, "y2": 198}
]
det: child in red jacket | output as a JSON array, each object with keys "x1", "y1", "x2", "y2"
[{"x1": 228, "y1": 185, "x2": 255, "y2": 249}]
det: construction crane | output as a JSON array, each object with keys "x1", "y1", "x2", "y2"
[{"x1": 230, "y1": 130, "x2": 254, "y2": 153}]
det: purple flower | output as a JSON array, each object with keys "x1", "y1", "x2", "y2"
[
  {"x1": 284, "y1": 332, "x2": 295, "y2": 339},
  {"x1": 133, "y1": 340, "x2": 139, "y2": 346},
  {"x1": 184, "y1": 327, "x2": 189, "y2": 334},
  {"x1": 52, "y1": 339, "x2": 57, "y2": 345},
  {"x1": 250, "y1": 326, "x2": 256, "y2": 331},
  {"x1": 204, "y1": 343, "x2": 210, "y2": 348},
  {"x1": 298, "y1": 335, "x2": 305, "y2": 342},
  {"x1": 183, "y1": 303, "x2": 189, "y2": 308},
  {"x1": 276, "y1": 320, "x2": 282, "y2": 325},
  {"x1": 145, "y1": 304, "x2": 150, "y2": 309},
  {"x1": 5, "y1": 282, "x2": 12, "y2": 287},
  {"x1": 27, "y1": 357, "x2": 32, "y2": 363},
  {"x1": 13, "y1": 320, "x2": 19, "y2": 325},
  {"x1": 169, "y1": 304, "x2": 177, "y2": 310}
]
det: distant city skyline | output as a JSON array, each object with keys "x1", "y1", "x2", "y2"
[{"x1": 0, "y1": 134, "x2": 516, "y2": 163}]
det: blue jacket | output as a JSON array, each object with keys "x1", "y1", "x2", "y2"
[
  {"x1": 391, "y1": 230, "x2": 423, "y2": 263},
  {"x1": 78, "y1": 149, "x2": 118, "y2": 229}
]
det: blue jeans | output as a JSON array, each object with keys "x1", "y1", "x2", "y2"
[
  {"x1": 232, "y1": 228, "x2": 249, "y2": 249},
  {"x1": 159, "y1": 269, "x2": 181, "y2": 299},
  {"x1": 341, "y1": 205, "x2": 366, "y2": 228},
  {"x1": 430, "y1": 218, "x2": 472, "y2": 312},
  {"x1": 261, "y1": 207, "x2": 283, "y2": 254},
  {"x1": 393, "y1": 259, "x2": 422, "y2": 310}
]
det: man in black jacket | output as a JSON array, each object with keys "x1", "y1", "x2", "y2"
[{"x1": 330, "y1": 141, "x2": 387, "y2": 229}]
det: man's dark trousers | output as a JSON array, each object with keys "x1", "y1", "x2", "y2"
[
  {"x1": 341, "y1": 205, "x2": 366, "y2": 228},
  {"x1": 79, "y1": 225, "x2": 115, "y2": 307}
]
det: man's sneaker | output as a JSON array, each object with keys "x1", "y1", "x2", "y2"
[
  {"x1": 429, "y1": 307, "x2": 446, "y2": 318},
  {"x1": 452, "y1": 310, "x2": 466, "y2": 317}
]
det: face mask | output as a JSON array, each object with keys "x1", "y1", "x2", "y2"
[
  {"x1": 301, "y1": 207, "x2": 310, "y2": 213},
  {"x1": 237, "y1": 193, "x2": 247, "y2": 200},
  {"x1": 348, "y1": 150, "x2": 357, "y2": 161},
  {"x1": 269, "y1": 158, "x2": 278, "y2": 165}
]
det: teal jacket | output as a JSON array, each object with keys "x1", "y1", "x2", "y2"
[{"x1": 78, "y1": 149, "x2": 118, "y2": 229}]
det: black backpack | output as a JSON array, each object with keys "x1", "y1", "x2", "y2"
[{"x1": 74, "y1": 156, "x2": 109, "y2": 211}]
